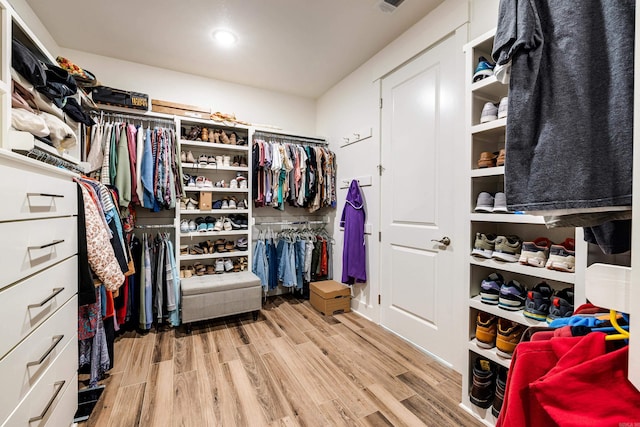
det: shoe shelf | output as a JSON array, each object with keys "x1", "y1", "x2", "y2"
[
  {"x1": 180, "y1": 250, "x2": 250, "y2": 261},
  {"x1": 181, "y1": 163, "x2": 249, "y2": 172},
  {"x1": 469, "y1": 296, "x2": 548, "y2": 328},
  {"x1": 180, "y1": 271, "x2": 250, "y2": 284},
  {"x1": 470, "y1": 213, "x2": 545, "y2": 224},
  {"x1": 180, "y1": 140, "x2": 249, "y2": 152},
  {"x1": 181, "y1": 209, "x2": 250, "y2": 215},
  {"x1": 180, "y1": 230, "x2": 249, "y2": 238},
  {"x1": 470, "y1": 166, "x2": 504, "y2": 178},
  {"x1": 471, "y1": 76, "x2": 507, "y2": 101},
  {"x1": 469, "y1": 257, "x2": 575, "y2": 284},
  {"x1": 184, "y1": 187, "x2": 249, "y2": 193},
  {"x1": 468, "y1": 340, "x2": 512, "y2": 369},
  {"x1": 471, "y1": 118, "x2": 506, "y2": 136}
]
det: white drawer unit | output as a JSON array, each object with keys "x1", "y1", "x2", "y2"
[
  {"x1": 0, "y1": 154, "x2": 77, "y2": 223},
  {"x1": 0, "y1": 216, "x2": 77, "y2": 291},
  {"x1": 0, "y1": 296, "x2": 77, "y2": 423},
  {"x1": 1, "y1": 338, "x2": 78, "y2": 427},
  {"x1": 0, "y1": 256, "x2": 77, "y2": 359}
]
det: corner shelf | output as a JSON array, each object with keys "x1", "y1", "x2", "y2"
[
  {"x1": 469, "y1": 296, "x2": 548, "y2": 328},
  {"x1": 470, "y1": 213, "x2": 545, "y2": 224},
  {"x1": 180, "y1": 250, "x2": 250, "y2": 261},
  {"x1": 470, "y1": 166, "x2": 504, "y2": 178},
  {"x1": 471, "y1": 118, "x2": 507, "y2": 135},
  {"x1": 469, "y1": 257, "x2": 575, "y2": 284},
  {"x1": 468, "y1": 340, "x2": 512, "y2": 369}
]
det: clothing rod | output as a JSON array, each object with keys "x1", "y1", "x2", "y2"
[
  {"x1": 254, "y1": 220, "x2": 328, "y2": 226},
  {"x1": 134, "y1": 224, "x2": 175, "y2": 229},
  {"x1": 93, "y1": 111, "x2": 176, "y2": 126},
  {"x1": 253, "y1": 131, "x2": 327, "y2": 146}
]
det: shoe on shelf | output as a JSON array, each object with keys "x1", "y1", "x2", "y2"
[
  {"x1": 180, "y1": 151, "x2": 187, "y2": 162},
  {"x1": 228, "y1": 197, "x2": 237, "y2": 209},
  {"x1": 205, "y1": 216, "x2": 215, "y2": 232},
  {"x1": 474, "y1": 192, "x2": 494, "y2": 213},
  {"x1": 229, "y1": 132, "x2": 237, "y2": 145},
  {"x1": 213, "y1": 218, "x2": 224, "y2": 232},
  {"x1": 499, "y1": 280, "x2": 527, "y2": 311},
  {"x1": 206, "y1": 264, "x2": 216, "y2": 275},
  {"x1": 475, "y1": 311, "x2": 497, "y2": 349},
  {"x1": 196, "y1": 176, "x2": 206, "y2": 188},
  {"x1": 224, "y1": 258, "x2": 234, "y2": 272},
  {"x1": 236, "y1": 237, "x2": 248, "y2": 250},
  {"x1": 492, "y1": 192, "x2": 508, "y2": 213},
  {"x1": 239, "y1": 156, "x2": 248, "y2": 167},
  {"x1": 496, "y1": 148, "x2": 506, "y2": 166},
  {"x1": 225, "y1": 240, "x2": 235, "y2": 252},
  {"x1": 547, "y1": 288, "x2": 575, "y2": 322},
  {"x1": 220, "y1": 131, "x2": 230, "y2": 145},
  {"x1": 492, "y1": 235, "x2": 522, "y2": 262},
  {"x1": 497, "y1": 97, "x2": 508, "y2": 119},
  {"x1": 180, "y1": 198, "x2": 187, "y2": 210},
  {"x1": 545, "y1": 238, "x2": 576, "y2": 272},
  {"x1": 223, "y1": 155, "x2": 231, "y2": 168},
  {"x1": 212, "y1": 199, "x2": 223, "y2": 209},
  {"x1": 472, "y1": 56, "x2": 495, "y2": 82},
  {"x1": 203, "y1": 177, "x2": 213, "y2": 188},
  {"x1": 491, "y1": 367, "x2": 508, "y2": 418},
  {"x1": 469, "y1": 358, "x2": 495, "y2": 409},
  {"x1": 186, "y1": 198, "x2": 198, "y2": 210},
  {"x1": 519, "y1": 237, "x2": 553, "y2": 268},
  {"x1": 480, "y1": 102, "x2": 498, "y2": 123},
  {"x1": 186, "y1": 151, "x2": 196, "y2": 163},
  {"x1": 477, "y1": 151, "x2": 498, "y2": 168},
  {"x1": 230, "y1": 179, "x2": 238, "y2": 189},
  {"x1": 216, "y1": 155, "x2": 223, "y2": 165},
  {"x1": 223, "y1": 217, "x2": 233, "y2": 231},
  {"x1": 198, "y1": 154, "x2": 208, "y2": 165},
  {"x1": 523, "y1": 281, "x2": 554, "y2": 321},
  {"x1": 496, "y1": 319, "x2": 524, "y2": 358},
  {"x1": 215, "y1": 259, "x2": 225, "y2": 274},
  {"x1": 237, "y1": 199, "x2": 247, "y2": 210},
  {"x1": 201, "y1": 127, "x2": 209, "y2": 141},
  {"x1": 471, "y1": 232, "x2": 496, "y2": 259},
  {"x1": 232, "y1": 156, "x2": 240, "y2": 167},
  {"x1": 207, "y1": 155, "x2": 216, "y2": 165},
  {"x1": 180, "y1": 219, "x2": 189, "y2": 233},
  {"x1": 229, "y1": 216, "x2": 243, "y2": 230},
  {"x1": 239, "y1": 179, "x2": 247, "y2": 190},
  {"x1": 196, "y1": 217, "x2": 208, "y2": 233},
  {"x1": 221, "y1": 198, "x2": 230, "y2": 209},
  {"x1": 188, "y1": 220, "x2": 197, "y2": 232},
  {"x1": 480, "y1": 272, "x2": 504, "y2": 305},
  {"x1": 215, "y1": 239, "x2": 227, "y2": 253}
]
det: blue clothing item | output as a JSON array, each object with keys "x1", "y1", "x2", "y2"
[
  {"x1": 143, "y1": 235, "x2": 153, "y2": 330},
  {"x1": 286, "y1": 241, "x2": 297, "y2": 288},
  {"x1": 141, "y1": 127, "x2": 155, "y2": 209},
  {"x1": 341, "y1": 180, "x2": 366, "y2": 284},
  {"x1": 276, "y1": 239, "x2": 287, "y2": 282},
  {"x1": 549, "y1": 316, "x2": 603, "y2": 328},
  {"x1": 267, "y1": 239, "x2": 278, "y2": 290},
  {"x1": 252, "y1": 239, "x2": 269, "y2": 290},
  {"x1": 294, "y1": 239, "x2": 305, "y2": 290},
  {"x1": 166, "y1": 240, "x2": 181, "y2": 327}
]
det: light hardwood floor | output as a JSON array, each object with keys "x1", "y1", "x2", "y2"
[{"x1": 80, "y1": 296, "x2": 482, "y2": 427}]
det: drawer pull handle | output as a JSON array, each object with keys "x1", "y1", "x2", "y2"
[
  {"x1": 27, "y1": 192, "x2": 65, "y2": 198},
  {"x1": 28, "y1": 380, "x2": 65, "y2": 423},
  {"x1": 28, "y1": 287, "x2": 65, "y2": 308},
  {"x1": 28, "y1": 239, "x2": 65, "y2": 250},
  {"x1": 27, "y1": 335, "x2": 64, "y2": 367}
]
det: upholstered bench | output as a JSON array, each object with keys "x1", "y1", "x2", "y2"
[{"x1": 181, "y1": 271, "x2": 262, "y2": 333}]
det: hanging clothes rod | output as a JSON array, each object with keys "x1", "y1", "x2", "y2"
[
  {"x1": 93, "y1": 111, "x2": 176, "y2": 127},
  {"x1": 134, "y1": 224, "x2": 175, "y2": 229},
  {"x1": 254, "y1": 219, "x2": 328, "y2": 226},
  {"x1": 253, "y1": 131, "x2": 327, "y2": 146}
]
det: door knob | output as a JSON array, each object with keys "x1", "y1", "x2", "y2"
[{"x1": 431, "y1": 237, "x2": 451, "y2": 246}]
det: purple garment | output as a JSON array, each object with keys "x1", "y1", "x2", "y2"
[{"x1": 341, "y1": 180, "x2": 366, "y2": 284}]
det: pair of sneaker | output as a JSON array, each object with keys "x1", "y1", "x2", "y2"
[
  {"x1": 475, "y1": 312, "x2": 524, "y2": 358},
  {"x1": 181, "y1": 151, "x2": 197, "y2": 163},
  {"x1": 471, "y1": 233, "x2": 522, "y2": 262},
  {"x1": 478, "y1": 272, "x2": 527, "y2": 311},
  {"x1": 469, "y1": 357, "x2": 508, "y2": 415},
  {"x1": 180, "y1": 219, "x2": 197, "y2": 233},
  {"x1": 523, "y1": 281, "x2": 575, "y2": 322},
  {"x1": 474, "y1": 192, "x2": 508, "y2": 213},
  {"x1": 519, "y1": 237, "x2": 576, "y2": 272},
  {"x1": 213, "y1": 258, "x2": 235, "y2": 273},
  {"x1": 480, "y1": 97, "x2": 508, "y2": 123},
  {"x1": 195, "y1": 176, "x2": 213, "y2": 188}
]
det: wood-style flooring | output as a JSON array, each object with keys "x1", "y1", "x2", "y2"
[{"x1": 80, "y1": 296, "x2": 482, "y2": 427}]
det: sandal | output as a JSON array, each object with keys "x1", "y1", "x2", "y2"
[
  {"x1": 232, "y1": 156, "x2": 240, "y2": 167},
  {"x1": 199, "y1": 241, "x2": 210, "y2": 254},
  {"x1": 201, "y1": 128, "x2": 209, "y2": 141},
  {"x1": 213, "y1": 218, "x2": 224, "y2": 232},
  {"x1": 239, "y1": 156, "x2": 247, "y2": 167},
  {"x1": 184, "y1": 265, "x2": 194, "y2": 278},
  {"x1": 206, "y1": 264, "x2": 216, "y2": 275},
  {"x1": 180, "y1": 245, "x2": 189, "y2": 255},
  {"x1": 220, "y1": 130, "x2": 230, "y2": 144},
  {"x1": 193, "y1": 262, "x2": 206, "y2": 276},
  {"x1": 212, "y1": 129, "x2": 221, "y2": 144},
  {"x1": 225, "y1": 240, "x2": 235, "y2": 252},
  {"x1": 229, "y1": 132, "x2": 237, "y2": 145},
  {"x1": 477, "y1": 151, "x2": 498, "y2": 168},
  {"x1": 232, "y1": 259, "x2": 241, "y2": 272},
  {"x1": 496, "y1": 148, "x2": 506, "y2": 166},
  {"x1": 223, "y1": 217, "x2": 233, "y2": 231},
  {"x1": 187, "y1": 126, "x2": 201, "y2": 141},
  {"x1": 216, "y1": 239, "x2": 227, "y2": 253}
]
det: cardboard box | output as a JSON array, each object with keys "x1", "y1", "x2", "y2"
[
  {"x1": 199, "y1": 192, "x2": 212, "y2": 210},
  {"x1": 151, "y1": 99, "x2": 210, "y2": 120},
  {"x1": 310, "y1": 280, "x2": 351, "y2": 315}
]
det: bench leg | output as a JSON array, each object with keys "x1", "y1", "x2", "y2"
[
  {"x1": 252, "y1": 310, "x2": 259, "y2": 321},
  {"x1": 185, "y1": 323, "x2": 192, "y2": 334}
]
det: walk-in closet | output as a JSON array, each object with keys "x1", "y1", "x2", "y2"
[{"x1": 0, "y1": 0, "x2": 638, "y2": 426}]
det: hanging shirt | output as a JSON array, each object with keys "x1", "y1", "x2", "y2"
[{"x1": 340, "y1": 180, "x2": 366, "y2": 284}]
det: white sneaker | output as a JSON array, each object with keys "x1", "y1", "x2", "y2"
[
  {"x1": 221, "y1": 199, "x2": 230, "y2": 209},
  {"x1": 230, "y1": 179, "x2": 238, "y2": 189},
  {"x1": 215, "y1": 259, "x2": 225, "y2": 274},
  {"x1": 188, "y1": 220, "x2": 197, "y2": 232},
  {"x1": 228, "y1": 198, "x2": 237, "y2": 209},
  {"x1": 497, "y1": 97, "x2": 508, "y2": 119},
  {"x1": 480, "y1": 102, "x2": 498, "y2": 123},
  {"x1": 180, "y1": 220, "x2": 189, "y2": 233},
  {"x1": 213, "y1": 218, "x2": 224, "y2": 231},
  {"x1": 223, "y1": 156, "x2": 231, "y2": 168},
  {"x1": 224, "y1": 258, "x2": 234, "y2": 272},
  {"x1": 216, "y1": 155, "x2": 223, "y2": 165}
]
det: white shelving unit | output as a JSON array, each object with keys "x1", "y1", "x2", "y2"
[
  {"x1": 461, "y1": 28, "x2": 587, "y2": 425},
  {"x1": 176, "y1": 118, "x2": 252, "y2": 281}
]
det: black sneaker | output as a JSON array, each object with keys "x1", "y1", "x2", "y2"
[
  {"x1": 498, "y1": 280, "x2": 527, "y2": 311},
  {"x1": 469, "y1": 358, "x2": 495, "y2": 409},
  {"x1": 523, "y1": 281, "x2": 554, "y2": 321},
  {"x1": 547, "y1": 288, "x2": 575, "y2": 322}
]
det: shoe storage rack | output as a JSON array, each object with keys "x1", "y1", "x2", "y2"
[
  {"x1": 177, "y1": 117, "x2": 252, "y2": 278},
  {"x1": 461, "y1": 29, "x2": 588, "y2": 425}
]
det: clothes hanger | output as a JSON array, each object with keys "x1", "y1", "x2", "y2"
[{"x1": 604, "y1": 310, "x2": 630, "y2": 341}]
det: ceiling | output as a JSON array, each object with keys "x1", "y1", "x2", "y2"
[{"x1": 25, "y1": 0, "x2": 444, "y2": 99}]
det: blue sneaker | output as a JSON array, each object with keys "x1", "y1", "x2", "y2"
[
  {"x1": 523, "y1": 281, "x2": 554, "y2": 321},
  {"x1": 473, "y1": 56, "x2": 495, "y2": 82},
  {"x1": 547, "y1": 288, "x2": 574, "y2": 322},
  {"x1": 499, "y1": 280, "x2": 527, "y2": 311},
  {"x1": 480, "y1": 272, "x2": 504, "y2": 305}
]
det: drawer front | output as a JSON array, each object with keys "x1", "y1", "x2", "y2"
[
  {"x1": 0, "y1": 158, "x2": 77, "y2": 223},
  {"x1": 0, "y1": 296, "x2": 77, "y2": 423},
  {"x1": 0, "y1": 256, "x2": 78, "y2": 359},
  {"x1": 1, "y1": 340, "x2": 78, "y2": 427},
  {"x1": 0, "y1": 216, "x2": 77, "y2": 291}
]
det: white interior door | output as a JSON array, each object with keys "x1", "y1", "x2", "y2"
[{"x1": 380, "y1": 30, "x2": 464, "y2": 368}]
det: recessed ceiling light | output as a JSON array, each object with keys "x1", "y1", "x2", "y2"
[{"x1": 212, "y1": 29, "x2": 237, "y2": 47}]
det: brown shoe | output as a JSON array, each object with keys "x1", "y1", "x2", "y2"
[
  {"x1": 475, "y1": 312, "x2": 497, "y2": 349},
  {"x1": 477, "y1": 151, "x2": 498, "y2": 168},
  {"x1": 496, "y1": 319, "x2": 524, "y2": 358},
  {"x1": 496, "y1": 149, "x2": 506, "y2": 167}
]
